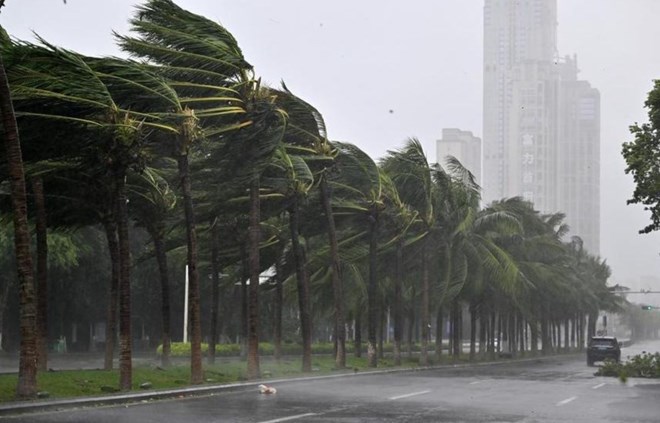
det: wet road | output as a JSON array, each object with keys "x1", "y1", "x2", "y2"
[{"x1": 6, "y1": 341, "x2": 660, "y2": 423}]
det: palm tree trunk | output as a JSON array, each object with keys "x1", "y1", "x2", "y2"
[
  {"x1": 571, "y1": 314, "x2": 576, "y2": 349},
  {"x1": 103, "y1": 218, "x2": 119, "y2": 371},
  {"x1": 488, "y1": 312, "x2": 496, "y2": 355},
  {"x1": 32, "y1": 178, "x2": 48, "y2": 372},
  {"x1": 509, "y1": 313, "x2": 516, "y2": 354},
  {"x1": 407, "y1": 288, "x2": 415, "y2": 359},
  {"x1": 208, "y1": 221, "x2": 220, "y2": 365},
  {"x1": 497, "y1": 314, "x2": 504, "y2": 354},
  {"x1": 378, "y1": 301, "x2": 385, "y2": 360},
  {"x1": 393, "y1": 239, "x2": 403, "y2": 366},
  {"x1": 469, "y1": 302, "x2": 477, "y2": 360},
  {"x1": 540, "y1": 312, "x2": 549, "y2": 355},
  {"x1": 452, "y1": 302, "x2": 461, "y2": 357},
  {"x1": 419, "y1": 238, "x2": 430, "y2": 366},
  {"x1": 116, "y1": 170, "x2": 132, "y2": 391},
  {"x1": 435, "y1": 306, "x2": 444, "y2": 363},
  {"x1": 530, "y1": 319, "x2": 539, "y2": 354},
  {"x1": 435, "y1": 307, "x2": 444, "y2": 360},
  {"x1": 247, "y1": 176, "x2": 261, "y2": 379},
  {"x1": 177, "y1": 154, "x2": 203, "y2": 385},
  {"x1": 1, "y1": 52, "x2": 38, "y2": 399},
  {"x1": 0, "y1": 279, "x2": 11, "y2": 351},
  {"x1": 319, "y1": 177, "x2": 346, "y2": 369},
  {"x1": 519, "y1": 314, "x2": 526, "y2": 354},
  {"x1": 240, "y1": 252, "x2": 248, "y2": 360},
  {"x1": 367, "y1": 215, "x2": 378, "y2": 368},
  {"x1": 150, "y1": 228, "x2": 171, "y2": 368},
  {"x1": 354, "y1": 313, "x2": 362, "y2": 358},
  {"x1": 478, "y1": 308, "x2": 486, "y2": 355},
  {"x1": 273, "y1": 255, "x2": 283, "y2": 362},
  {"x1": 289, "y1": 197, "x2": 312, "y2": 372}
]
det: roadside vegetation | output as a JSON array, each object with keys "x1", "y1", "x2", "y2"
[
  {"x1": 0, "y1": 345, "x2": 585, "y2": 403},
  {"x1": 597, "y1": 352, "x2": 660, "y2": 381},
  {"x1": 0, "y1": 357, "x2": 310, "y2": 402}
]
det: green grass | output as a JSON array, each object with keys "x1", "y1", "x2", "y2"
[{"x1": 0, "y1": 355, "x2": 413, "y2": 403}]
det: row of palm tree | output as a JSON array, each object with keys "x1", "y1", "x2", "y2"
[{"x1": 0, "y1": 0, "x2": 621, "y2": 399}]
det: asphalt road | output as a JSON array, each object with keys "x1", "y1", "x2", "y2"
[{"x1": 5, "y1": 341, "x2": 660, "y2": 423}]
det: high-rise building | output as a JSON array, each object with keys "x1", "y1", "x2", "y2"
[
  {"x1": 436, "y1": 128, "x2": 482, "y2": 186},
  {"x1": 482, "y1": 0, "x2": 600, "y2": 253},
  {"x1": 558, "y1": 55, "x2": 600, "y2": 253}
]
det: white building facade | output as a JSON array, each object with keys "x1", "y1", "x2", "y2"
[{"x1": 436, "y1": 128, "x2": 482, "y2": 186}]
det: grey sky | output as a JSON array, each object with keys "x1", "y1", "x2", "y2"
[{"x1": 2, "y1": 0, "x2": 659, "y2": 289}]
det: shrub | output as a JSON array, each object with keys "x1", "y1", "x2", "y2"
[
  {"x1": 156, "y1": 342, "x2": 209, "y2": 357},
  {"x1": 596, "y1": 352, "x2": 660, "y2": 379},
  {"x1": 156, "y1": 342, "x2": 336, "y2": 357}
]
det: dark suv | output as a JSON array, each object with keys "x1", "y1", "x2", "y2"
[{"x1": 587, "y1": 336, "x2": 621, "y2": 366}]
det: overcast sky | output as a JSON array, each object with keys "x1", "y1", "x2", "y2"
[{"x1": 3, "y1": 0, "x2": 660, "y2": 290}]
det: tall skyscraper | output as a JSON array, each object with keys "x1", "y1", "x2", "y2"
[
  {"x1": 482, "y1": 0, "x2": 600, "y2": 253},
  {"x1": 558, "y1": 55, "x2": 600, "y2": 253},
  {"x1": 436, "y1": 128, "x2": 482, "y2": 186}
]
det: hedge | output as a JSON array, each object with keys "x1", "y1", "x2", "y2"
[{"x1": 156, "y1": 342, "x2": 416, "y2": 357}]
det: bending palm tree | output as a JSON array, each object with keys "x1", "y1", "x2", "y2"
[
  {"x1": 381, "y1": 138, "x2": 435, "y2": 366},
  {"x1": 330, "y1": 142, "x2": 388, "y2": 367},
  {"x1": 274, "y1": 84, "x2": 347, "y2": 369},
  {"x1": 6, "y1": 39, "x2": 180, "y2": 389},
  {"x1": 0, "y1": 31, "x2": 37, "y2": 399},
  {"x1": 118, "y1": 0, "x2": 253, "y2": 382}
]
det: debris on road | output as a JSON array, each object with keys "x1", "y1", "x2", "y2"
[{"x1": 258, "y1": 384, "x2": 277, "y2": 394}]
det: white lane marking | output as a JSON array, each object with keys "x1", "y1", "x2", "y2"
[
  {"x1": 469, "y1": 380, "x2": 483, "y2": 385},
  {"x1": 592, "y1": 383, "x2": 606, "y2": 390},
  {"x1": 258, "y1": 413, "x2": 318, "y2": 423},
  {"x1": 389, "y1": 390, "x2": 431, "y2": 400},
  {"x1": 556, "y1": 396, "x2": 577, "y2": 406}
]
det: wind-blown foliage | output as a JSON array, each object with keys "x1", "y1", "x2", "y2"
[{"x1": 0, "y1": 1, "x2": 625, "y2": 400}]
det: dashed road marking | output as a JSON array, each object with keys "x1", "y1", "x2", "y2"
[
  {"x1": 389, "y1": 390, "x2": 431, "y2": 400},
  {"x1": 592, "y1": 383, "x2": 606, "y2": 390},
  {"x1": 469, "y1": 380, "x2": 483, "y2": 385},
  {"x1": 556, "y1": 396, "x2": 577, "y2": 406},
  {"x1": 259, "y1": 413, "x2": 318, "y2": 423}
]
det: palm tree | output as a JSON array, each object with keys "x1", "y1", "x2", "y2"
[
  {"x1": 381, "y1": 138, "x2": 435, "y2": 366},
  {"x1": 431, "y1": 156, "x2": 522, "y2": 359},
  {"x1": 120, "y1": 0, "x2": 287, "y2": 381},
  {"x1": 5, "y1": 37, "x2": 185, "y2": 389},
  {"x1": 330, "y1": 142, "x2": 389, "y2": 367},
  {"x1": 377, "y1": 172, "x2": 417, "y2": 365},
  {"x1": 0, "y1": 30, "x2": 37, "y2": 399},
  {"x1": 274, "y1": 84, "x2": 347, "y2": 369},
  {"x1": 129, "y1": 169, "x2": 177, "y2": 367},
  {"x1": 262, "y1": 146, "x2": 315, "y2": 371}
]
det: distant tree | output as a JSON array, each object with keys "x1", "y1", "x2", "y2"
[{"x1": 622, "y1": 80, "x2": 660, "y2": 234}]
